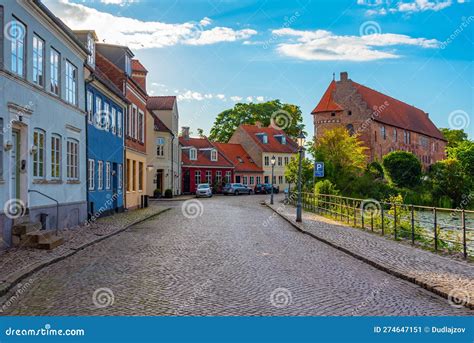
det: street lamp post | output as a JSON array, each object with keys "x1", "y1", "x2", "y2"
[
  {"x1": 270, "y1": 155, "x2": 276, "y2": 205},
  {"x1": 296, "y1": 131, "x2": 306, "y2": 222}
]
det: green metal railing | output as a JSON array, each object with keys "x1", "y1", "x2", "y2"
[{"x1": 288, "y1": 192, "x2": 474, "y2": 259}]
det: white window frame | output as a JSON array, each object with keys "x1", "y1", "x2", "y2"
[
  {"x1": 65, "y1": 60, "x2": 77, "y2": 105},
  {"x1": 264, "y1": 156, "x2": 269, "y2": 166},
  {"x1": 105, "y1": 162, "x2": 111, "y2": 190},
  {"x1": 225, "y1": 171, "x2": 231, "y2": 183},
  {"x1": 111, "y1": 107, "x2": 117, "y2": 134},
  {"x1": 33, "y1": 129, "x2": 45, "y2": 179},
  {"x1": 50, "y1": 48, "x2": 60, "y2": 96},
  {"x1": 250, "y1": 176, "x2": 254, "y2": 185},
  {"x1": 118, "y1": 164, "x2": 123, "y2": 189},
  {"x1": 104, "y1": 102, "x2": 110, "y2": 131},
  {"x1": 156, "y1": 137, "x2": 165, "y2": 157},
  {"x1": 88, "y1": 159, "x2": 95, "y2": 190},
  {"x1": 195, "y1": 170, "x2": 201, "y2": 185},
  {"x1": 66, "y1": 139, "x2": 79, "y2": 180},
  {"x1": 97, "y1": 160, "x2": 103, "y2": 190},
  {"x1": 256, "y1": 176, "x2": 261, "y2": 184},
  {"x1": 10, "y1": 18, "x2": 26, "y2": 77},
  {"x1": 206, "y1": 170, "x2": 212, "y2": 184},
  {"x1": 33, "y1": 34, "x2": 45, "y2": 87},
  {"x1": 243, "y1": 176, "x2": 248, "y2": 185},
  {"x1": 138, "y1": 110, "x2": 144, "y2": 143},
  {"x1": 189, "y1": 148, "x2": 197, "y2": 161},
  {"x1": 210, "y1": 149, "x2": 218, "y2": 161},
  {"x1": 95, "y1": 96, "x2": 102, "y2": 128},
  {"x1": 117, "y1": 110, "x2": 122, "y2": 137},
  {"x1": 87, "y1": 33, "x2": 95, "y2": 67},
  {"x1": 87, "y1": 91, "x2": 93, "y2": 123},
  {"x1": 51, "y1": 134, "x2": 61, "y2": 179},
  {"x1": 216, "y1": 170, "x2": 222, "y2": 185}
]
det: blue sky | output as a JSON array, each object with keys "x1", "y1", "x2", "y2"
[{"x1": 46, "y1": 0, "x2": 473, "y2": 137}]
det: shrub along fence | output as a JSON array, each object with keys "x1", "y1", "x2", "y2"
[{"x1": 288, "y1": 192, "x2": 474, "y2": 260}]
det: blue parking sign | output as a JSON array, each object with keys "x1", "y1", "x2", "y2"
[{"x1": 314, "y1": 162, "x2": 324, "y2": 177}]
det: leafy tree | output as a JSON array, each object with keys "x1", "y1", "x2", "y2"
[
  {"x1": 209, "y1": 100, "x2": 303, "y2": 142},
  {"x1": 429, "y1": 158, "x2": 470, "y2": 207},
  {"x1": 382, "y1": 151, "x2": 422, "y2": 188},
  {"x1": 366, "y1": 161, "x2": 384, "y2": 180},
  {"x1": 440, "y1": 128, "x2": 468, "y2": 149},
  {"x1": 447, "y1": 140, "x2": 474, "y2": 176},
  {"x1": 309, "y1": 127, "x2": 368, "y2": 183},
  {"x1": 284, "y1": 156, "x2": 313, "y2": 189},
  {"x1": 314, "y1": 180, "x2": 339, "y2": 195},
  {"x1": 197, "y1": 128, "x2": 205, "y2": 137}
]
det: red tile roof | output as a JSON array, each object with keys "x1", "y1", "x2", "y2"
[
  {"x1": 149, "y1": 112, "x2": 172, "y2": 134},
  {"x1": 239, "y1": 125, "x2": 299, "y2": 153},
  {"x1": 214, "y1": 143, "x2": 263, "y2": 172},
  {"x1": 179, "y1": 137, "x2": 234, "y2": 167},
  {"x1": 132, "y1": 59, "x2": 148, "y2": 73},
  {"x1": 311, "y1": 80, "x2": 343, "y2": 114},
  {"x1": 147, "y1": 96, "x2": 176, "y2": 111},
  {"x1": 312, "y1": 78, "x2": 445, "y2": 140}
]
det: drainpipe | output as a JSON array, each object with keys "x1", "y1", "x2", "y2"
[
  {"x1": 171, "y1": 134, "x2": 175, "y2": 195},
  {"x1": 85, "y1": 76, "x2": 94, "y2": 219}
]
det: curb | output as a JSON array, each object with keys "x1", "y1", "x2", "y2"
[
  {"x1": 265, "y1": 203, "x2": 474, "y2": 310},
  {"x1": 0, "y1": 208, "x2": 171, "y2": 299}
]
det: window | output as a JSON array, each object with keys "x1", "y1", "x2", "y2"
[
  {"x1": 50, "y1": 48, "x2": 60, "y2": 95},
  {"x1": 97, "y1": 161, "x2": 103, "y2": 190},
  {"x1": 0, "y1": 119, "x2": 3, "y2": 178},
  {"x1": 206, "y1": 170, "x2": 212, "y2": 184},
  {"x1": 51, "y1": 134, "x2": 61, "y2": 179},
  {"x1": 117, "y1": 110, "x2": 122, "y2": 137},
  {"x1": 381, "y1": 125, "x2": 386, "y2": 140},
  {"x1": 211, "y1": 149, "x2": 218, "y2": 161},
  {"x1": 250, "y1": 176, "x2": 254, "y2": 185},
  {"x1": 262, "y1": 134, "x2": 268, "y2": 144},
  {"x1": 65, "y1": 60, "x2": 77, "y2": 105},
  {"x1": 156, "y1": 137, "x2": 165, "y2": 157},
  {"x1": 273, "y1": 175, "x2": 276, "y2": 184},
  {"x1": 32, "y1": 35, "x2": 44, "y2": 86},
  {"x1": 404, "y1": 130, "x2": 411, "y2": 144},
  {"x1": 189, "y1": 148, "x2": 197, "y2": 160},
  {"x1": 264, "y1": 175, "x2": 269, "y2": 183},
  {"x1": 118, "y1": 164, "x2": 123, "y2": 189},
  {"x1": 67, "y1": 139, "x2": 79, "y2": 180},
  {"x1": 111, "y1": 107, "x2": 116, "y2": 134},
  {"x1": 126, "y1": 159, "x2": 131, "y2": 191},
  {"x1": 195, "y1": 170, "x2": 201, "y2": 185},
  {"x1": 105, "y1": 162, "x2": 111, "y2": 189},
  {"x1": 87, "y1": 91, "x2": 93, "y2": 123},
  {"x1": 278, "y1": 175, "x2": 283, "y2": 184},
  {"x1": 264, "y1": 156, "x2": 269, "y2": 166},
  {"x1": 348, "y1": 110, "x2": 352, "y2": 116},
  {"x1": 346, "y1": 124, "x2": 355, "y2": 136},
  {"x1": 284, "y1": 157, "x2": 289, "y2": 165},
  {"x1": 225, "y1": 171, "x2": 231, "y2": 183},
  {"x1": 420, "y1": 136, "x2": 429, "y2": 148},
  {"x1": 138, "y1": 110, "x2": 144, "y2": 143},
  {"x1": 87, "y1": 34, "x2": 95, "y2": 66},
  {"x1": 243, "y1": 176, "x2": 248, "y2": 185},
  {"x1": 132, "y1": 160, "x2": 136, "y2": 191},
  {"x1": 125, "y1": 54, "x2": 131, "y2": 76},
  {"x1": 277, "y1": 157, "x2": 282, "y2": 166},
  {"x1": 88, "y1": 159, "x2": 95, "y2": 190},
  {"x1": 10, "y1": 18, "x2": 26, "y2": 77},
  {"x1": 33, "y1": 129, "x2": 45, "y2": 178},
  {"x1": 138, "y1": 162, "x2": 143, "y2": 191},
  {"x1": 256, "y1": 176, "x2": 261, "y2": 184},
  {"x1": 393, "y1": 128, "x2": 397, "y2": 142},
  {"x1": 104, "y1": 102, "x2": 110, "y2": 131},
  {"x1": 216, "y1": 171, "x2": 222, "y2": 185},
  {"x1": 131, "y1": 105, "x2": 137, "y2": 139},
  {"x1": 331, "y1": 112, "x2": 336, "y2": 117},
  {"x1": 95, "y1": 96, "x2": 102, "y2": 127}
]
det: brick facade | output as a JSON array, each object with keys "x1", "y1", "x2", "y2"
[{"x1": 312, "y1": 72, "x2": 446, "y2": 169}]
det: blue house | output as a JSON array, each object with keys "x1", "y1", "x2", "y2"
[{"x1": 74, "y1": 31, "x2": 127, "y2": 218}]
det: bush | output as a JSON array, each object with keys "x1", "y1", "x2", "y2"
[
  {"x1": 382, "y1": 151, "x2": 422, "y2": 188},
  {"x1": 429, "y1": 158, "x2": 470, "y2": 207},
  {"x1": 153, "y1": 189, "x2": 162, "y2": 198},
  {"x1": 366, "y1": 161, "x2": 384, "y2": 179},
  {"x1": 164, "y1": 189, "x2": 173, "y2": 198},
  {"x1": 314, "y1": 180, "x2": 339, "y2": 195}
]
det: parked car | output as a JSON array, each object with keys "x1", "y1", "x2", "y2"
[
  {"x1": 196, "y1": 183, "x2": 212, "y2": 198},
  {"x1": 254, "y1": 183, "x2": 279, "y2": 194},
  {"x1": 222, "y1": 183, "x2": 253, "y2": 195}
]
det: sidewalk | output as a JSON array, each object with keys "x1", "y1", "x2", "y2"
[
  {"x1": 266, "y1": 198, "x2": 474, "y2": 309},
  {"x1": 0, "y1": 204, "x2": 170, "y2": 297}
]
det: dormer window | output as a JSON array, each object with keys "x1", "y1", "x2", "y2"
[
  {"x1": 87, "y1": 34, "x2": 95, "y2": 67},
  {"x1": 256, "y1": 133, "x2": 268, "y2": 144},
  {"x1": 125, "y1": 54, "x2": 132, "y2": 76},
  {"x1": 211, "y1": 149, "x2": 218, "y2": 161},
  {"x1": 189, "y1": 148, "x2": 197, "y2": 160},
  {"x1": 237, "y1": 157, "x2": 244, "y2": 163},
  {"x1": 274, "y1": 134, "x2": 286, "y2": 145}
]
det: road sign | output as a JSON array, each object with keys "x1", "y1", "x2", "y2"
[{"x1": 314, "y1": 162, "x2": 324, "y2": 177}]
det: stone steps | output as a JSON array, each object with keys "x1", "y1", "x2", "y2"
[{"x1": 12, "y1": 221, "x2": 64, "y2": 250}]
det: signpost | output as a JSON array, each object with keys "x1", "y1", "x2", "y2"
[{"x1": 314, "y1": 162, "x2": 324, "y2": 178}]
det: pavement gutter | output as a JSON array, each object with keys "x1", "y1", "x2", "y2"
[
  {"x1": 0, "y1": 208, "x2": 171, "y2": 298},
  {"x1": 264, "y1": 202, "x2": 474, "y2": 310}
]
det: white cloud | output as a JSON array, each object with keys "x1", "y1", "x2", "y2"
[
  {"x1": 360, "y1": 0, "x2": 460, "y2": 15},
  {"x1": 272, "y1": 28, "x2": 439, "y2": 61},
  {"x1": 99, "y1": 0, "x2": 137, "y2": 5},
  {"x1": 43, "y1": 0, "x2": 257, "y2": 50},
  {"x1": 230, "y1": 96, "x2": 243, "y2": 102},
  {"x1": 176, "y1": 89, "x2": 263, "y2": 103}
]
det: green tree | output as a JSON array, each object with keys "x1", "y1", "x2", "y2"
[
  {"x1": 209, "y1": 100, "x2": 303, "y2": 142},
  {"x1": 440, "y1": 128, "x2": 468, "y2": 149},
  {"x1": 284, "y1": 156, "x2": 313, "y2": 189},
  {"x1": 429, "y1": 158, "x2": 470, "y2": 207},
  {"x1": 314, "y1": 180, "x2": 339, "y2": 195},
  {"x1": 382, "y1": 151, "x2": 422, "y2": 188},
  {"x1": 447, "y1": 140, "x2": 474, "y2": 176},
  {"x1": 309, "y1": 127, "x2": 368, "y2": 183},
  {"x1": 197, "y1": 128, "x2": 205, "y2": 137}
]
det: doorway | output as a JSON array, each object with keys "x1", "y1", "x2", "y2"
[
  {"x1": 156, "y1": 170, "x2": 163, "y2": 192},
  {"x1": 183, "y1": 170, "x2": 190, "y2": 193},
  {"x1": 11, "y1": 130, "x2": 20, "y2": 200}
]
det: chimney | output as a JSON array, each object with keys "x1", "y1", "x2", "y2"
[
  {"x1": 340, "y1": 71, "x2": 348, "y2": 82},
  {"x1": 181, "y1": 126, "x2": 190, "y2": 140}
]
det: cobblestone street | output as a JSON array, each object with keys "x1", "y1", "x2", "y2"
[{"x1": 1, "y1": 195, "x2": 471, "y2": 316}]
